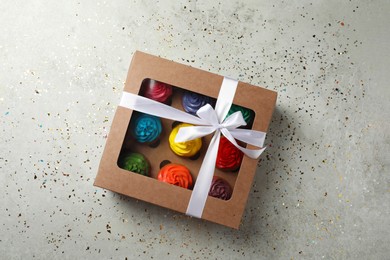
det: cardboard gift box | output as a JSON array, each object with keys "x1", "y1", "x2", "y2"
[{"x1": 94, "y1": 51, "x2": 277, "y2": 229}]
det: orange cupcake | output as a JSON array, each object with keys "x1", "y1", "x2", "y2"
[{"x1": 157, "y1": 164, "x2": 193, "y2": 189}]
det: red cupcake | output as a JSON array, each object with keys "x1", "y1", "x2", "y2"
[
  {"x1": 142, "y1": 79, "x2": 173, "y2": 104},
  {"x1": 216, "y1": 137, "x2": 244, "y2": 171}
]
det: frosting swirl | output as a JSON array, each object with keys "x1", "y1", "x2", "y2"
[
  {"x1": 120, "y1": 153, "x2": 150, "y2": 176},
  {"x1": 143, "y1": 79, "x2": 173, "y2": 104},
  {"x1": 216, "y1": 137, "x2": 243, "y2": 171},
  {"x1": 209, "y1": 177, "x2": 232, "y2": 200},
  {"x1": 169, "y1": 123, "x2": 202, "y2": 157},
  {"x1": 130, "y1": 113, "x2": 162, "y2": 143},
  {"x1": 157, "y1": 164, "x2": 193, "y2": 189},
  {"x1": 226, "y1": 104, "x2": 254, "y2": 125},
  {"x1": 182, "y1": 91, "x2": 214, "y2": 115}
]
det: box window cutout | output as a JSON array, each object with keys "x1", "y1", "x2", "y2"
[{"x1": 117, "y1": 78, "x2": 255, "y2": 201}]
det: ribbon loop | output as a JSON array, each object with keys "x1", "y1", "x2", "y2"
[
  {"x1": 196, "y1": 104, "x2": 219, "y2": 126},
  {"x1": 175, "y1": 126, "x2": 216, "y2": 143},
  {"x1": 221, "y1": 111, "x2": 247, "y2": 129}
]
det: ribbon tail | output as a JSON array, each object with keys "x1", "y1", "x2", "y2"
[
  {"x1": 229, "y1": 128, "x2": 266, "y2": 148},
  {"x1": 222, "y1": 111, "x2": 246, "y2": 128},
  {"x1": 221, "y1": 128, "x2": 266, "y2": 159},
  {"x1": 186, "y1": 130, "x2": 221, "y2": 218}
]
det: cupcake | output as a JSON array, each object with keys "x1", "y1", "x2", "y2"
[
  {"x1": 182, "y1": 91, "x2": 214, "y2": 115},
  {"x1": 216, "y1": 136, "x2": 243, "y2": 171},
  {"x1": 157, "y1": 163, "x2": 193, "y2": 189},
  {"x1": 209, "y1": 177, "x2": 232, "y2": 200},
  {"x1": 119, "y1": 152, "x2": 150, "y2": 176},
  {"x1": 169, "y1": 123, "x2": 202, "y2": 158},
  {"x1": 142, "y1": 79, "x2": 173, "y2": 104},
  {"x1": 226, "y1": 104, "x2": 254, "y2": 127},
  {"x1": 130, "y1": 112, "x2": 162, "y2": 146}
]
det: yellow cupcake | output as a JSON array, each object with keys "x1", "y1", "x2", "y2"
[{"x1": 169, "y1": 123, "x2": 202, "y2": 157}]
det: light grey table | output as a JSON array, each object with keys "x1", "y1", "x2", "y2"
[{"x1": 1, "y1": 1, "x2": 389, "y2": 259}]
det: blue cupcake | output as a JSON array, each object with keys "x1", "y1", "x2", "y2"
[
  {"x1": 182, "y1": 91, "x2": 214, "y2": 115},
  {"x1": 130, "y1": 113, "x2": 162, "y2": 145}
]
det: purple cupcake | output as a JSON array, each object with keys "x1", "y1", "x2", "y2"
[
  {"x1": 182, "y1": 91, "x2": 214, "y2": 115},
  {"x1": 208, "y1": 177, "x2": 232, "y2": 200}
]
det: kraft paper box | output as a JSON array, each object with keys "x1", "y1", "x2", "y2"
[{"x1": 94, "y1": 51, "x2": 277, "y2": 229}]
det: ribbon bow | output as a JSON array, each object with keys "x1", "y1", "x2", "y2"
[
  {"x1": 175, "y1": 103, "x2": 266, "y2": 159},
  {"x1": 119, "y1": 77, "x2": 266, "y2": 218}
]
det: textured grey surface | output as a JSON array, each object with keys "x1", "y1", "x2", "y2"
[{"x1": 1, "y1": 1, "x2": 389, "y2": 259}]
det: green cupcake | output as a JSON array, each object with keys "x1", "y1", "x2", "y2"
[
  {"x1": 226, "y1": 104, "x2": 254, "y2": 126},
  {"x1": 120, "y1": 153, "x2": 150, "y2": 176}
]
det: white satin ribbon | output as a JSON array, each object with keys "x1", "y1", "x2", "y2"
[{"x1": 119, "y1": 77, "x2": 266, "y2": 218}]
